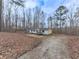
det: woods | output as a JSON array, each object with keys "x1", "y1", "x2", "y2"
[{"x1": 0, "y1": 0, "x2": 78, "y2": 35}]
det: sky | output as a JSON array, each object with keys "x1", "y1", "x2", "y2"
[
  {"x1": 3, "y1": 0, "x2": 79, "y2": 16},
  {"x1": 3, "y1": 0, "x2": 79, "y2": 27},
  {"x1": 24, "y1": 0, "x2": 79, "y2": 15}
]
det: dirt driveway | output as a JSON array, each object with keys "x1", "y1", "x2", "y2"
[{"x1": 18, "y1": 36, "x2": 71, "y2": 59}]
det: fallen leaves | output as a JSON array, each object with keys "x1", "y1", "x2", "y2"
[
  {"x1": 0, "y1": 32, "x2": 42, "y2": 59},
  {"x1": 67, "y1": 36, "x2": 79, "y2": 59}
]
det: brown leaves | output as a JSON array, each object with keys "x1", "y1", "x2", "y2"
[
  {"x1": 0, "y1": 32, "x2": 41, "y2": 59},
  {"x1": 67, "y1": 36, "x2": 79, "y2": 59}
]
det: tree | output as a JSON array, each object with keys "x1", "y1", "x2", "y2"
[
  {"x1": 26, "y1": 9, "x2": 32, "y2": 32},
  {"x1": 68, "y1": 9, "x2": 75, "y2": 28},
  {"x1": 11, "y1": 0, "x2": 24, "y2": 7},
  {"x1": 73, "y1": 7, "x2": 79, "y2": 35},
  {"x1": 66, "y1": 5, "x2": 78, "y2": 35},
  {"x1": 36, "y1": 11, "x2": 45, "y2": 33},
  {"x1": 15, "y1": 6, "x2": 18, "y2": 31},
  {"x1": 48, "y1": 16, "x2": 53, "y2": 29},
  {"x1": 8, "y1": 2, "x2": 12, "y2": 31},
  {"x1": 74, "y1": 7, "x2": 79, "y2": 27},
  {"x1": 33, "y1": 7, "x2": 41, "y2": 32},
  {"x1": 11, "y1": 0, "x2": 25, "y2": 31},
  {"x1": 0, "y1": 0, "x2": 2, "y2": 31},
  {"x1": 54, "y1": 5, "x2": 68, "y2": 30},
  {"x1": 22, "y1": 8, "x2": 26, "y2": 30}
]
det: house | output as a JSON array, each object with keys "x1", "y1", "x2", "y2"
[
  {"x1": 41, "y1": 28, "x2": 52, "y2": 35},
  {"x1": 27, "y1": 28, "x2": 52, "y2": 35}
]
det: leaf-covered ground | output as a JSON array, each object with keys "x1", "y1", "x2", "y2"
[
  {"x1": 67, "y1": 36, "x2": 79, "y2": 59},
  {"x1": 0, "y1": 33, "x2": 78, "y2": 59},
  {"x1": 0, "y1": 32, "x2": 43, "y2": 59}
]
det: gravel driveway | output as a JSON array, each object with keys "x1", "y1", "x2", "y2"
[{"x1": 18, "y1": 36, "x2": 71, "y2": 59}]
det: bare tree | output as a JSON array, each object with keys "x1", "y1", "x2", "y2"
[
  {"x1": 8, "y1": 2, "x2": 12, "y2": 31},
  {"x1": 40, "y1": 11, "x2": 45, "y2": 30},
  {"x1": 26, "y1": 9, "x2": 32, "y2": 32},
  {"x1": 48, "y1": 16, "x2": 53, "y2": 29},
  {"x1": 67, "y1": 6, "x2": 76, "y2": 35},
  {"x1": 22, "y1": 8, "x2": 26, "y2": 30},
  {"x1": 0, "y1": 0, "x2": 2, "y2": 31},
  {"x1": 15, "y1": 6, "x2": 18, "y2": 31},
  {"x1": 11, "y1": 0, "x2": 24, "y2": 7},
  {"x1": 33, "y1": 7, "x2": 41, "y2": 32},
  {"x1": 73, "y1": 7, "x2": 79, "y2": 35}
]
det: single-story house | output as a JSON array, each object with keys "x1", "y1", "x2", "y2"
[{"x1": 27, "y1": 28, "x2": 52, "y2": 35}]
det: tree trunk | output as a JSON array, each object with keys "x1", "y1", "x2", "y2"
[
  {"x1": 0, "y1": 0, "x2": 2, "y2": 31},
  {"x1": 23, "y1": 8, "x2": 25, "y2": 30}
]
